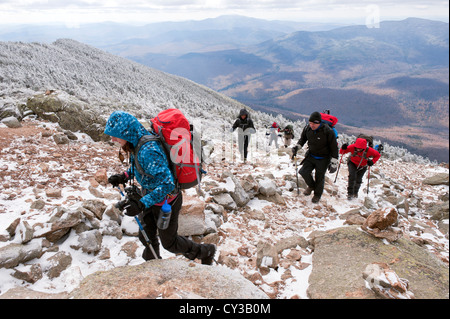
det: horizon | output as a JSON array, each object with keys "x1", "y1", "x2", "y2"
[
  {"x1": 0, "y1": 14, "x2": 448, "y2": 33},
  {"x1": 0, "y1": 0, "x2": 448, "y2": 27}
]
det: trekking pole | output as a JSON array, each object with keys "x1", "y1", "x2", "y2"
[
  {"x1": 293, "y1": 156, "x2": 300, "y2": 195},
  {"x1": 116, "y1": 186, "x2": 125, "y2": 197},
  {"x1": 135, "y1": 215, "x2": 160, "y2": 260},
  {"x1": 334, "y1": 155, "x2": 344, "y2": 183},
  {"x1": 116, "y1": 186, "x2": 159, "y2": 260},
  {"x1": 366, "y1": 166, "x2": 371, "y2": 195}
]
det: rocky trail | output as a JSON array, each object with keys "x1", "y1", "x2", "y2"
[{"x1": 0, "y1": 118, "x2": 448, "y2": 299}]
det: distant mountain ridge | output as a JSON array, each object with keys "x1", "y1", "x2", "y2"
[
  {"x1": 126, "y1": 18, "x2": 448, "y2": 162},
  {"x1": 0, "y1": 15, "x2": 347, "y2": 55}
]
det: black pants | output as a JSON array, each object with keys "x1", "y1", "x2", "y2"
[
  {"x1": 238, "y1": 135, "x2": 249, "y2": 159},
  {"x1": 299, "y1": 156, "x2": 330, "y2": 198},
  {"x1": 138, "y1": 192, "x2": 204, "y2": 261},
  {"x1": 243, "y1": 135, "x2": 249, "y2": 159},
  {"x1": 347, "y1": 161, "x2": 367, "y2": 197}
]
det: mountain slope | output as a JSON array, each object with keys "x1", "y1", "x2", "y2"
[{"x1": 0, "y1": 39, "x2": 250, "y2": 125}]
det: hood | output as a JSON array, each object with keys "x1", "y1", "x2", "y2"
[
  {"x1": 104, "y1": 111, "x2": 150, "y2": 147},
  {"x1": 239, "y1": 108, "x2": 249, "y2": 118},
  {"x1": 272, "y1": 122, "x2": 278, "y2": 128},
  {"x1": 355, "y1": 138, "x2": 367, "y2": 149}
]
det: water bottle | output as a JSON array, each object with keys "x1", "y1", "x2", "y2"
[{"x1": 157, "y1": 199, "x2": 172, "y2": 230}]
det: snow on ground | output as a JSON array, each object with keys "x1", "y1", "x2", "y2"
[{"x1": 0, "y1": 119, "x2": 448, "y2": 298}]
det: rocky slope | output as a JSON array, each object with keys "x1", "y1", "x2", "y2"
[{"x1": 0, "y1": 117, "x2": 448, "y2": 299}]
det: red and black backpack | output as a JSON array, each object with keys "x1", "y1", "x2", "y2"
[{"x1": 134, "y1": 108, "x2": 203, "y2": 190}]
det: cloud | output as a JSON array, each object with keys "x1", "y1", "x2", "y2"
[{"x1": 0, "y1": 0, "x2": 448, "y2": 25}]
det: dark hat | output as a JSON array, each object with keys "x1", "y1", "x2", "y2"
[{"x1": 309, "y1": 112, "x2": 322, "y2": 124}]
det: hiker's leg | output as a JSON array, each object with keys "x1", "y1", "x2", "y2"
[
  {"x1": 139, "y1": 208, "x2": 161, "y2": 260},
  {"x1": 157, "y1": 194, "x2": 214, "y2": 262},
  {"x1": 313, "y1": 158, "x2": 328, "y2": 198},
  {"x1": 243, "y1": 135, "x2": 249, "y2": 160},
  {"x1": 354, "y1": 167, "x2": 368, "y2": 196},
  {"x1": 157, "y1": 194, "x2": 191, "y2": 254},
  {"x1": 299, "y1": 157, "x2": 316, "y2": 190},
  {"x1": 347, "y1": 162, "x2": 358, "y2": 197}
]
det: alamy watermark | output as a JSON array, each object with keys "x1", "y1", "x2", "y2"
[{"x1": 365, "y1": 4, "x2": 380, "y2": 28}]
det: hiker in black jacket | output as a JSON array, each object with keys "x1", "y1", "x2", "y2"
[
  {"x1": 231, "y1": 108, "x2": 256, "y2": 162},
  {"x1": 292, "y1": 112, "x2": 338, "y2": 203}
]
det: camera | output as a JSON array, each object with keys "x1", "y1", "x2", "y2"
[{"x1": 115, "y1": 185, "x2": 142, "y2": 211}]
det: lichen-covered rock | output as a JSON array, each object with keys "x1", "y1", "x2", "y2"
[
  {"x1": 69, "y1": 259, "x2": 268, "y2": 299},
  {"x1": 307, "y1": 226, "x2": 449, "y2": 299}
]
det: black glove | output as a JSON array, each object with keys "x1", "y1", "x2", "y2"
[
  {"x1": 328, "y1": 158, "x2": 338, "y2": 173},
  {"x1": 341, "y1": 143, "x2": 348, "y2": 150},
  {"x1": 292, "y1": 145, "x2": 299, "y2": 158},
  {"x1": 108, "y1": 173, "x2": 128, "y2": 187},
  {"x1": 367, "y1": 159, "x2": 374, "y2": 167},
  {"x1": 123, "y1": 197, "x2": 145, "y2": 216}
]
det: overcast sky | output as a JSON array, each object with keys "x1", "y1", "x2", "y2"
[{"x1": 0, "y1": 0, "x2": 448, "y2": 26}]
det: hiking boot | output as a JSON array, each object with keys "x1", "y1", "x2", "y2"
[
  {"x1": 311, "y1": 195, "x2": 321, "y2": 203},
  {"x1": 201, "y1": 244, "x2": 216, "y2": 265},
  {"x1": 303, "y1": 187, "x2": 313, "y2": 196}
]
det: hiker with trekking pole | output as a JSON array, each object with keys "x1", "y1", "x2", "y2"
[
  {"x1": 291, "y1": 111, "x2": 339, "y2": 203},
  {"x1": 104, "y1": 111, "x2": 216, "y2": 265},
  {"x1": 339, "y1": 137, "x2": 381, "y2": 200}
]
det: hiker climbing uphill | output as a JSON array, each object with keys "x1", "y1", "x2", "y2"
[
  {"x1": 292, "y1": 111, "x2": 338, "y2": 203},
  {"x1": 268, "y1": 122, "x2": 281, "y2": 149},
  {"x1": 104, "y1": 111, "x2": 216, "y2": 265},
  {"x1": 340, "y1": 137, "x2": 381, "y2": 200},
  {"x1": 231, "y1": 108, "x2": 256, "y2": 162},
  {"x1": 282, "y1": 124, "x2": 295, "y2": 147}
]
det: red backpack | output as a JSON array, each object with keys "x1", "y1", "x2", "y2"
[
  {"x1": 320, "y1": 113, "x2": 338, "y2": 127},
  {"x1": 134, "y1": 109, "x2": 203, "y2": 190},
  {"x1": 321, "y1": 112, "x2": 339, "y2": 139}
]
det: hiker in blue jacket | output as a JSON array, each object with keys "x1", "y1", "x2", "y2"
[{"x1": 104, "y1": 111, "x2": 215, "y2": 265}]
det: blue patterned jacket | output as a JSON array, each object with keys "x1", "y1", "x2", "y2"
[{"x1": 104, "y1": 111, "x2": 175, "y2": 208}]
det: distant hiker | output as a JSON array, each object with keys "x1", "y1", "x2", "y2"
[
  {"x1": 268, "y1": 122, "x2": 280, "y2": 148},
  {"x1": 282, "y1": 124, "x2": 295, "y2": 147},
  {"x1": 104, "y1": 111, "x2": 215, "y2": 265},
  {"x1": 340, "y1": 137, "x2": 381, "y2": 200},
  {"x1": 374, "y1": 143, "x2": 384, "y2": 153},
  {"x1": 231, "y1": 108, "x2": 256, "y2": 162},
  {"x1": 292, "y1": 111, "x2": 338, "y2": 203}
]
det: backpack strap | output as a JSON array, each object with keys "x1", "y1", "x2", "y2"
[
  {"x1": 133, "y1": 135, "x2": 159, "y2": 179},
  {"x1": 351, "y1": 146, "x2": 371, "y2": 169}
]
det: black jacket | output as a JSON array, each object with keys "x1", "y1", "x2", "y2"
[
  {"x1": 232, "y1": 109, "x2": 255, "y2": 132},
  {"x1": 297, "y1": 124, "x2": 338, "y2": 159}
]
